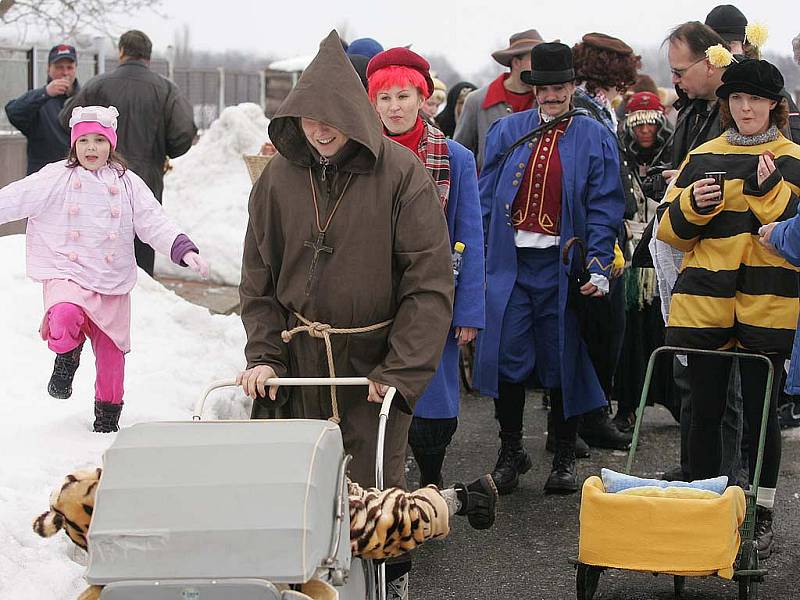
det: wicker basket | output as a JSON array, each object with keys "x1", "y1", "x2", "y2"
[{"x1": 242, "y1": 153, "x2": 274, "y2": 184}]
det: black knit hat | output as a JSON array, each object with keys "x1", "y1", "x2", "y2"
[
  {"x1": 521, "y1": 42, "x2": 575, "y2": 86},
  {"x1": 716, "y1": 58, "x2": 784, "y2": 101},
  {"x1": 705, "y1": 5, "x2": 747, "y2": 42}
]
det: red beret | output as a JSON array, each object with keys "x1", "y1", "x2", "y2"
[
  {"x1": 366, "y1": 47, "x2": 435, "y2": 97},
  {"x1": 625, "y1": 91, "x2": 664, "y2": 114}
]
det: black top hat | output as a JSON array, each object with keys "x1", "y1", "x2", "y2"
[
  {"x1": 716, "y1": 58, "x2": 784, "y2": 102},
  {"x1": 705, "y1": 5, "x2": 747, "y2": 42},
  {"x1": 521, "y1": 42, "x2": 575, "y2": 86}
]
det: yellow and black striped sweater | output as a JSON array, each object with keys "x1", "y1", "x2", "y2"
[{"x1": 657, "y1": 132, "x2": 800, "y2": 354}]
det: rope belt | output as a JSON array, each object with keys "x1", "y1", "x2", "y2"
[{"x1": 280, "y1": 312, "x2": 393, "y2": 424}]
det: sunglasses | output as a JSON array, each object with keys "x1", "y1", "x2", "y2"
[{"x1": 670, "y1": 56, "x2": 707, "y2": 79}]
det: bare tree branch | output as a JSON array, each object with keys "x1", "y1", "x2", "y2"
[{"x1": 1, "y1": 0, "x2": 162, "y2": 39}]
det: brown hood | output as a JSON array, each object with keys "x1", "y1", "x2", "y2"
[{"x1": 268, "y1": 30, "x2": 383, "y2": 172}]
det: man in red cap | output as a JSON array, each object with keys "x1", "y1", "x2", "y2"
[
  {"x1": 454, "y1": 29, "x2": 543, "y2": 169},
  {"x1": 5, "y1": 44, "x2": 79, "y2": 174}
]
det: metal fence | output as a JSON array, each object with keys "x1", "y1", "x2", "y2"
[{"x1": 0, "y1": 46, "x2": 297, "y2": 132}]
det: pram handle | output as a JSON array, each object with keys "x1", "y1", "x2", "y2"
[{"x1": 193, "y1": 377, "x2": 396, "y2": 488}]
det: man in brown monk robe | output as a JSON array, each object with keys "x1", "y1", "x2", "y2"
[{"x1": 237, "y1": 31, "x2": 453, "y2": 495}]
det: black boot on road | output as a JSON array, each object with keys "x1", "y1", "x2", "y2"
[
  {"x1": 492, "y1": 436, "x2": 532, "y2": 495},
  {"x1": 544, "y1": 440, "x2": 578, "y2": 494},
  {"x1": 755, "y1": 505, "x2": 774, "y2": 559},
  {"x1": 579, "y1": 407, "x2": 632, "y2": 450},
  {"x1": 454, "y1": 474, "x2": 499, "y2": 530},
  {"x1": 47, "y1": 343, "x2": 84, "y2": 399}
]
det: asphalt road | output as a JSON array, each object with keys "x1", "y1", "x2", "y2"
[{"x1": 409, "y1": 391, "x2": 800, "y2": 600}]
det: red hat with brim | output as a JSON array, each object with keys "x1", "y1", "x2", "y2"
[{"x1": 366, "y1": 47, "x2": 435, "y2": 97}]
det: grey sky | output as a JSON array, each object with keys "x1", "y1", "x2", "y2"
[{"x1": 124, "y1": 0, "x2": 797, "y2": 78}]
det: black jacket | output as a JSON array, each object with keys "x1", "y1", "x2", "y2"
[
  {"x1": 60, "y1": 61, "x2": 196, "y2": 201},
  {"x1": 670, "y1": 98, "x2": 723, "y2": 168},
  {"x1": 5, "y1": 81, "x2": 78, "y2": 174}
]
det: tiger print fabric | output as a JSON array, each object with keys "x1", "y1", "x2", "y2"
[
  {"x1": 348, "y1": 481, "x2": 450, "y2": 559},
  {"x1": 32, "y1": 467, "x2": 101, "y2": 551}
]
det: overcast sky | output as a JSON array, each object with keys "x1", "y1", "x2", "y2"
[
  {"x1": 123, "y1": 0, "x2": 797, "y2": 75},
  {"x1": 6, "y1": 0, "x2": 799, "y2": 78}
]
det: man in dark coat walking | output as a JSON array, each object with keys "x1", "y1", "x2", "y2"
[
  {"x1": 6, "y1": 44, "x2": 79, "y2": 174},
  {"x1": 61, "y1": 30, "x2": 197, "y2": 275}
]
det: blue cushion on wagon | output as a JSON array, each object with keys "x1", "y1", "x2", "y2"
[{"x1": 601, "y1": 468, "x2": 728, "y2": 494}]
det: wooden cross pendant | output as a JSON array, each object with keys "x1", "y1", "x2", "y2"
[{"x1": 303, "y1": 231, "x2": 334, "y2": 295}]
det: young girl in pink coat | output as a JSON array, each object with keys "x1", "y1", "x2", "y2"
[{"x1": 0, "y1": 105, "x2": 209, "y2": 432}]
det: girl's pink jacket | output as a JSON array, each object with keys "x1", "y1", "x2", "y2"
[{"x1": 0, "y1": 161, "x2": 181, "y2": 295}]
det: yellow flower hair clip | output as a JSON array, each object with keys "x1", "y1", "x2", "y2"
[
  {"x1": 706, "y1": 44, "x2": 735, "y2": 69},
  {"x1": 745, "y1": 23, "x2": 769, "y2": 49}
]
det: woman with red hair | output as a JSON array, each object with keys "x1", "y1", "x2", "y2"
[{"x1": 367, "y1": 49, "x2": 486, "y2": 494}]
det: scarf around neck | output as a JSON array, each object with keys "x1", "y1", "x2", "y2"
[
  {"x1": 387, "y1": 116, "x2": 450, "y2": 210},
  {"x1": 725, "y1": 125, "x2": 780, "y2": 146}
]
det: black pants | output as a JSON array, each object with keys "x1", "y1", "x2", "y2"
[
  {"x1": 135, "y1": 236, "x2": 155, "y2": 276},
  {"x1": 495, "y1": 382, "x2": 577, "y2": 442},
  {"x1": 408, "y1": 416, "x2": 458, "y2": 487},
  {"x1": 687, "y1": 353, "x2": 783, "y2": 488}
]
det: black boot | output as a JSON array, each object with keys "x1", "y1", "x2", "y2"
[
  {"x1": 612, "y1": 407, "x2": 637, "y2": 433},
  {"x1": 546, "y1": 410, "x2": 591, "y2": 458},
  {"x1": 755, "y1": 505, "x2": 774, "y2": 559},
  {"x1": 93, "y1": 401, "x2": 123, "y2": 433},
  {"x1": 544, "y1": 440, "x2": 578, "y2": 494},
  {"x1": 579, "y1": 407, "x2": 632, "y2": 450},
  {"x1": 47, "y1": 343, "x2": 84, "y2": 399},
  {"x1": 454, "y1": 474, "x2": 499, "y2": 530},
  {"x1": 492, "y1": 434, "x2": 532, "y2": 495}
]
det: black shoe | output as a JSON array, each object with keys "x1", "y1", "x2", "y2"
[
  {"x1": 613, "y1": 408, "x2": 636, "y2": 433},
  {"x1": 544, "y1": 441, "x2": 578, "y2": 494},
  {"x1": 579, "y1": 408, "x2": 632, "y2": 450},
  {"x1": 454, "y1": 474, "x2": 499, "y2": 530},
  {"x1": 755, "y1": 505, "x2": 774, "y2": 559},
  {"x1": 47, "y1": 344, "x2": 84, "y2": 399},
  {"x1": 93, "y1": 401, "x2": 123, "y2": 433},
  {"x1": 661, "y1": 466, "x2": 690, "y2": 482},
  {"x1": 491, "y1": 439, "x2": 532, "y2": 495}
]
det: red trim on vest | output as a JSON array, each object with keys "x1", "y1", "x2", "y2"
[{"x1": 511, "y1": 119, "x2": 569, "y2": 235}]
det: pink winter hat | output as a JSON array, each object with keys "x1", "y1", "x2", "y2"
[{"x1": 69, "y1": 105, "x2": 119, "y2": 149}]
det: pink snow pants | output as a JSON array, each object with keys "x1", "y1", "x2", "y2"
[{"x1": 44, "y1": 303, "x2": 125, "y2": 404}]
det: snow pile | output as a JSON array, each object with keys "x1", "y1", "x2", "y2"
[
  {"x1": 0, "y1": 235, "x2": 252, "y2": 599},
  {"x1": 155, "y1": 102, "x2": 269, "y2": 286}
]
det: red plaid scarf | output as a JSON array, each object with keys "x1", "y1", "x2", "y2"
[{"x1": 418, "y1": 121, "x2": 451, "y2": 211}]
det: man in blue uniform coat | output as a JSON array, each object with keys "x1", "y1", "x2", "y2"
[{"x1": 475, "y1": 42, "x2": 625, "y2": 494}]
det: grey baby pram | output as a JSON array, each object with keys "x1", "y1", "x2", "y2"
[{"x1": 85, "y1": 377, "x2": 397, "y2": 600}]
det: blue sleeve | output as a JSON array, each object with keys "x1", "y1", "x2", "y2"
[
  {"x1": 771, "y1": 209, "x2": 800, "y2": 267},
  {"x1": 4, "y1": 87, "x2": 49, "y2": 134},
  {"x1": 451, "y1": 148, "x2": 486, "y2": 329},
  {"x1": 585, "y1": 131, "x2": 625, "y2": 276},
  {"x1": 477, "y1": 119, "x2": 507, "y2": 239}
]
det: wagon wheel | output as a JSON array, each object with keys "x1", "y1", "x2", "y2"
[
  {"x1": 738, "y1": 540, "x2": 760, "y2": 600},
  {"x1": 576, "y1": 563, "x2": 602, "y2": 600},
  {"x1": 673, "y1": 575, "x2": 686, "y2": 598},
  {"x1": 459, "y1": 341, "x2": 476, "y2": 392}
]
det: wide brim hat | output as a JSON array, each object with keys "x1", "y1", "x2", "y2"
[
  {"x1": 521, "y1": 42, "x2": 575, "y2": 86},
  {"x1": 716, "y1": 58, "x2": 784, "y2": 102},
  {"x1": 366, "y1": 47, "x2": 435, "y2": 97},
  {"x1": 491, "y1": 29, "x2": 544, "y2": 67}
]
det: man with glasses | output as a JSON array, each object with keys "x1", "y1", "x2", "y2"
[{"x1": 665, "y1": 22, "x2": 728, "y2": 173}]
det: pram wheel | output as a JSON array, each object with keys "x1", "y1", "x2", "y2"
[
  {"x1": 575, "y1": 563, "x2": 602, "y2": 600},
  {"x1": 673, "y1": 575, "x2": 686, "y2": 598},
  {"x1": 739, "y1": 577, "x2": 759, "y2": 600}
]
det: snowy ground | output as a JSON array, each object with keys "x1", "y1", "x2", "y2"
[
  {"x1": 154, "y1": 102, "x2": 269, "y2": 287},
  {"x1": 0, "y1": 235, "x2": 252, "y2": 599}
]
